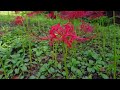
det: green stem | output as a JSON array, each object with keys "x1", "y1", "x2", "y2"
[
  {"x1": 72, "y1": 41, "x2": 77, "y2": 58},
  {"x1": 102, "y1": 23, "x2": 106, "y2": 61},
  {"x1": 63, "y1": 43, "x2": 69, "y2": 79},
  {"x1": 22, "y1": 39, "x2": 26, "y2": 58},
  {"x1": 0, "y1": 57, "x2": 7, "y2": 79},
  {"x1": 52, "y1": 42, "x2": 55, "y2": 60},
  {"x1": 100, "y1": 18, "x2": 106, "y2": 60},
  {"x1": 54, "y1": 42, "x2": 58, "y2": 65},
  {"x1": 113, "y1": 11, "x2": 117, "y2": 79},
  {"x1": 29, "y1": 37, "x2": 32, "y2": 64}
]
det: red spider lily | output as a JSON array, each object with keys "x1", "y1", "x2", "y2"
[
  {"x1": 32, "y1": 22, "x2": 96, "y2": 48},
  {"x1": 80, "y1": 20, "x2": 93, "y2": 33},
  {"x1": 46, "y1": 11, "x2": 56, "y2": 19},
  {"x1": 14, "y1": 16, "x2": 25, "y2": 25},
  {"x1": 59, "y1": 11, "x2": 88, "y2": 20},
  {"x1": 61, "y1": 23, "x2": 78, "y2": 47},
  {"x1": 49, "y1": 23, "x2": 64, "y2": 46},
  {"x1": 49, "y1": 23, "x2": 78, "y2": 47},
  {"x1": 27, "y1": 11, "x2": 43, "y2": 17},
  {"x1": 59, "y1": 11, "x2": 105, "y2": 20},
  {"x1": 32, "y1": 23, "x2": 77, "y2": 48},
  {"x1": 88, "y1": 11, "x2": 105, "y2": 19}
]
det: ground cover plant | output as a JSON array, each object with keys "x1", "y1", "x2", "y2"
[{"x1": 0, "y1": 11, "x2": 120, "y2": 79}]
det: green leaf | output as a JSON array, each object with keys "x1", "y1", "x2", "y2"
[
  {"x1": 7, "y1": 70, "x2": 13, "y2": 76},
  {"x1": 88, "y1": 74, "x2": 92, "y2": 79},
  {"x1": 36, "y1": 51, "x2": 43, "y2": 56},
  {"x1": 82, "y1": 76, "x2": 89, "y2": 79},
  {"x1": 29, "y1": 76, "x2": 36, "y2": 79},
  {"x1": 71, "y1": 66, "x2": 76, "y2": 73},
  {"x1": 56, "y1": 73, "x2": 61, "y2": 77},
  {"x1": 43, "y1": 46, "x2": 48, "y2": 51},
  {"x1": 20, "y1": 76, "x2": 24, "y2": 79},
  {"x1": 62, "y1": 71, "x2": 66, "y2": 76},
  {"x1": 87, "y1": 67, "x2": 92, "y2": 72},
  {"x1": 0, "y1": 75, "x2": 3, "y2": 79},
  {"x1": 16, "y1": 61, "x2": 21, "y2": 66},
  {"x1": 92, "y1": 69, "x2": 95, "y2": 73},
  {"x1": 89, "y1": 60, "x2": 94, "y2": 64},
  {"x1": 100, "y1": 74, "x2": 109, "y2": 79},
  {"x1": 48, "y1": 67, "x2": 55, "y2": 73},
  {"x1": 21, "y1": 65, "x2": 27, "y2": 72},
  {"x1": 91, "y1": 52, "x2": 98, "y2": 60},
  {"x1": 15, "y1": 69, "x2": 19, "y2": 74},
  {"x1": 40, "y1": 75, "x2": 46, "y2": 79},
  {"x1": 76, "y1": 69, "x2": 82, "y2": 77},
  {"x1": 58, "y1": 64, "x2": 62, "y2": 69},
  {"x1": 24, "y1": 59, "x2": 29, "y2": 63},
  {"x1": 36, "y1": 72, "x2": 41, "y2": 77},
  {"x1": 40, "y1": 67, "x2": 46, "y2": 72},
  {"x1": 72, "y1": 58, "x2": 77, "y2": 65},
  {"x1": 81, "y1": 62, "x2": 85, "y2": 65}
]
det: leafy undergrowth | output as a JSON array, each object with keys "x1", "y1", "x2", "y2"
[{"x1": 0, "y1": 13, "x2": 120, "y2": 79}]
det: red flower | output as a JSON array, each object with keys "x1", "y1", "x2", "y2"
[
  {"x1": 62, "y1": 23, "x2": 78, "y2": 47},
  {"x1": 46, "y1": 11, "x2": 56, "y2": 19},
  {"x1": 48, "y1": 22, "x2": 78, "y2": 48},
  {"x1": 59, "y1": 11, "x2": 88, "y2": 20},
  {"x1": 80, "y1": 21, "x2": 93, "y2": 33},
  {"x1": 27, "y1": 11, "x2": 43, "y2": 17},
  {"x1": 88, "y1": 11, "x2": 105, "y2": 19},
  {"x1": 33, "y1": 22, "x2": 95, "y2": 48},
  {"x1": 59, "y1": 11, "x2": 105, "y2": 20},
  {"x1": 49, "y1": 23, "x2": 64, "y2": 45},
  {"x1": 14, "y1": 16, "x2": 25, "y2": 25}
]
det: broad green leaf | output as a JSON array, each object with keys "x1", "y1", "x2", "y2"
[
  {"x1": 62, "y1": 71, "x2": 66, "y2": 76},
  {"x1": 89, "y1": 60, "x2": 94, "y2": 64},
  {"x1": 20, "y1": 76, "x2": 24, "y2": 79},
  {"x1": 58, "y1": 64, "x2": 62, "y2": 69},
  {"x1": 101, "y1": 74, "x2": 109, "y2": 79},
  {"x1": 29, "y1": 76, "x2": 36, "y2": 79},
  {"x1": 21, "y1": 65, "x2": 27, "y2": 72},
  {"x1": 15, "y1": 68, "x2": 19, "y2": 74},
  {"x1": 7, "y1": 70, "x2": 13, "y2": 76},
  {"x1": 40, "y1": 75, "x2": 46, "y2": 79},
  {"x1": 76, "y1": 69, "x2": 82, "y2": 77},
  {"x1": 87, "y1": 67, "x2": 92, "y2": 72},
  {"x1": 48, "y1": 67, "x2": 55, "y2": 73},
  {"x1": 71, "y1": 66, "x2": 76, "y2": 73}
]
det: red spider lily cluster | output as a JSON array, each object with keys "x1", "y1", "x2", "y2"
[
  {"x1": 14, "y1": 11, "x2": 44, "y2": 25},
  {"x1": 87, "y1": 11, "x2": 105, "y2": 19},
  {"x1": 14, "y1": 16, "x2": 25, "y2": 25},
  {"x1": 59, "y1": 11, "x2": 87, "y2": 20},
  {"x1": 59, "y1": 11, "x2": 105, "y2": 20},
  {"x1": 14, "y1": 11, "x2": 105, "y2": 20},
  {"x1": 34, "y1": 22, "x2": 95, "y2": 48},
  {"x1": 80, "y1": 20, "x2": 93, "y2": 33},
  {"x1": 27, "y1": 11, "x2": 44, "y2": 17}
]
